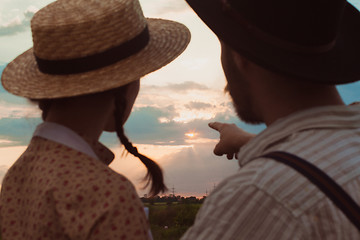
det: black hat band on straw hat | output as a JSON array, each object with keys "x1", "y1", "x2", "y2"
[{"x1": 35, "y1": 25, "x2": 150, "y2": 75}]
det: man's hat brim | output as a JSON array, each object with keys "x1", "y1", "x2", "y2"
[{"x1": 186, "y1": 0, "x2": 360, "y2": 84}]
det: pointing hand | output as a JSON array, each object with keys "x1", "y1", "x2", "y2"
[{"x1": 208, "y1": 122, "x2": 256, "y2": 159}]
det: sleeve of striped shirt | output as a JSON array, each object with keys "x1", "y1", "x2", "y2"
[{"x1": 181, "y1": 182, "x2": 304, "y2": 240}]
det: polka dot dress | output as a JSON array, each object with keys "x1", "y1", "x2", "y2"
[{"x1": 0, "y1": 137, "x2": 150, "y2": 240}]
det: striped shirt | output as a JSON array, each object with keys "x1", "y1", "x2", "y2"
[{"x1": 181, "y1": 105, "x2": 360, "y2": 240}]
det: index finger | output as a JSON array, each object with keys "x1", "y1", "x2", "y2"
[{"x1": 208, "y1": 122, "x2": 224, "y2": 131}]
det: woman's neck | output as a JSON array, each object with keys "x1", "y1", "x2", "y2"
[{"x1": 45, "y1": 92, "x2": 115, "y2": 143}]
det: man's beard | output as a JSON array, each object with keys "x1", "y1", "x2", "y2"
[{"x1": 231, "y1": 94, "x2": 263, "y2": 125}]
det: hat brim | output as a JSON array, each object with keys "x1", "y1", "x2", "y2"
[
  {"x1": 1, "y1": 18, "x2": 190, "y2": 99},
  {"x1": 186, "y1": 0, "x2": 360, "y2": 84}
]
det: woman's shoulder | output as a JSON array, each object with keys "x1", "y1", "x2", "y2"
[{"x1": 27, "y1": 137, "x2": 140, "y2": 200}]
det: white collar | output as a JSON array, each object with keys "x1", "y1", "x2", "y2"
[{"x1": 33, "y1": 122, "x2": 99, "y2": 160}]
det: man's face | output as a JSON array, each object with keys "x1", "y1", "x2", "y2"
[{"x1": 220, "y1": 41, "x2": 263, "y2": 124}]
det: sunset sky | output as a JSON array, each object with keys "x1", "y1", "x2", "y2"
[{"x1": 1, "y1": 0, "x2": 359, "y2": 197}]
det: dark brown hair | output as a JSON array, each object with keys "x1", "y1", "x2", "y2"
[
  {"x1": 113, "y1": 87, "x2": 167, "y2": 196},
  {"x1": 32, "y1": 84, "x2": 167, "y2": 196}
]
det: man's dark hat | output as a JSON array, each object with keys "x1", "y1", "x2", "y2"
[{"x1": 186, "y1": 0, "x2": 360, "y2": 84}]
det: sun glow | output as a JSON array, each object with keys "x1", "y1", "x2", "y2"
[{"x1": 185, "y1": 132, "x2": 196, "y2": 138}]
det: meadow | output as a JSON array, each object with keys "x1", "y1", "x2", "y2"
[
  {"x1": 0, "y1": 201, "x2": 201, "y2": 240},
  {"x1": 146, "y1": 202, "x2": 202, "y2": 240}
]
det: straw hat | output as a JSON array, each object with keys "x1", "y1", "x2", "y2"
[
  {"x1": 186, "y1": 0, "x2": 360, "y2": 84},
  {"x1": 1, "y1": 0, "x2": 191, "y2": 99}
]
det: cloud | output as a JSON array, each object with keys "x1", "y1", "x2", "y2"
[
  {"x1": 0, "y1": 117, "x2": 41, "y2": 147},
  {"x1": 0, "y1": 75, "x2": 264, "y2": 150},
  {"x1": 142, "y1": 81, "x2": 209, "y2": 94},
  {"x1": 166, "y1": 81, "x2": 209, "y2": 92},
  {"x1": 122, "y1": 106, "x2": 187, "y2": 145},
  {"x1": 160, "y1": 142, "x2": 240, "y2": 196},
  {"x1": 117, "y1": 105, "x2": 265, "y2": 147},
  {"x1": 0, "y1": 81, "x2": 41, "y2": 120},
  {"x1": 0, "y1": 92, "x2": 28, "y2": 105},
  {"x1": 185, "y1": 101, "x2": 214, "y2": 110},
  {"x1": 0, "y1": 100, "x2": 40, "y2": 119},
  {"x1": 0, "y1": 61, "x2": 264, "y2": 150},
  {"x1": 137, "y1": 81, "x2": 219, "y2": 121},
  {"x1": 108, "y1": 141, "x2": 240, "y2": 197},
  {"x1": 0, "y1": 6, "x2": 38, "y2": 36},
  {"x1": 103, "y1": 106, "x2": 211, "y2": 147},
  {"x1": 140, "y1": 0, "x2": 189, "y2": 16},
  {"x1": 136, "y1": 81, "x2": 228, "y2": 123}
]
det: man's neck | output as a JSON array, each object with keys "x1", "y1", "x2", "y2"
[{"x1": 258, "y1": 83, "x2": 345, "y2": 126}]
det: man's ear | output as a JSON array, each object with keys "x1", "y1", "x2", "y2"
[{"x1": 232, "y1": 50, "x2": 249, "y2": 71}]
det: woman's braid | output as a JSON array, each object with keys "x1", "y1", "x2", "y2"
[{"x1": 114, "y1": 92, "x2": 167, "y2": 196}]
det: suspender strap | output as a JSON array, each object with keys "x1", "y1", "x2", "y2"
[{"x1": 261, "y1": 151, "x2": 360, "y2": 231}]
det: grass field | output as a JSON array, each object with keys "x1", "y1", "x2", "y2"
[
  {"x1": 146, "y1": 202, "x2": 202, "y2": 240},
  {"x1": 0, "y1": 202, "x2": 201, "y2": 240}
]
